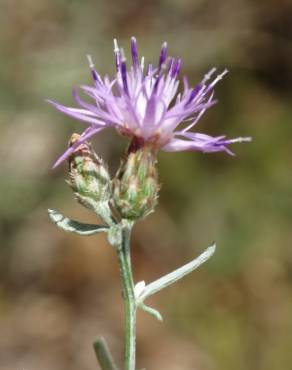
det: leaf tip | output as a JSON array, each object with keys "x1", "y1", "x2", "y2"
[{"x1": 48, "y1": 209, "x2": 63, "y2": 223}]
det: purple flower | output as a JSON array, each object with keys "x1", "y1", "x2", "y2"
[{"x1": 48, "y1": 37, "x2": 251, "y2": 168}]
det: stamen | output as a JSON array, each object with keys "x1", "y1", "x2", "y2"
[
  {"x1": 158, "y1": 42, "x2": 167, "y2": 70},
  {"x1": 225, "y1": 137, "x2": 252, "y2": 144},
  {"x1": 168, "y1": 58, "x2": 174, "y2": 75},
  {"x1": 208, "y1": 69, "x2": 228, "y2": 89},
  {"x1": 86, "y1": 54, "x2": 102, "y2": 83},
  {"x1": 120, "y1": 48, "x2": 129, "y2": 95},
  {"x1": 153, "y1": 73, "x2": 162, "y2": 94},
  {"x1": 113, "y1": 38, "x2": 119, "y2": 53},
  {"x1": 131, "y1": 36, "x2": 139, "y2": 69},
  {"x1": 183, "y1": 92, "x2": 214, "y2": 131},
  {"x1": 171, "y1": 59, "x2": 182, "y2": 78},
  {"x1": 140, "y1": 56, "x2": 145, "y2": 71},
  {"x1": 113, "y1": 38, "x2": 120, "y2": 71},
  {"x1": 201, "y1": 67, "x2": 217, "y2": 85},
  {"x1": 175, "y1": 93, "x2": 181, "y2": 104},
  {"x1": 120, "y1": 47, "x2": 126, "y2": 62},
  {"x1": 183, "y1": 76, "x2": 189, "y2": 92},
  {"x1": 86, "y1": 54, "x2": 95, "y2": 69},
  {"x1": 147, "y1": 63, "x2": 153, "y2": 76},
  {"x1": 205, "y1": 69, "x2": 228, "y2": 94}
]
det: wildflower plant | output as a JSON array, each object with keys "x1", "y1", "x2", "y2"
[{"x1": 48, "y1": 38, "x2": 250, "y2": 370}]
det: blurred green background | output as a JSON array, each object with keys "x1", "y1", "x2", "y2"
[{"x1": 1, "y1": 0, "x2": 292, "y2": 369}]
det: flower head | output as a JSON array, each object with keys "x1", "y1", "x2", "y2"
[
  {"x1": 48, "y1": 37, "x2": 251, "y2": 167},
  {"x1": 113, "y1": 145, "x2": 159, "y2": 220},
  {"x1": 67, "y1": 133, "x2": 111, "y2": 208}
]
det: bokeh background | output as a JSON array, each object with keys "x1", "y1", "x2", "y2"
[{"x1": 1, "y1": 0, "x2": 292, "y2": 369}]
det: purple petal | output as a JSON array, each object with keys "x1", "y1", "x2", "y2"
[
  {"x1": 165, "y1": 100, "x2": 217, "y2": 121},
  {"x1": 52, "y1": 127, "x2": 104, "y2": 168},
  {"x1": 161, "y1": 137, "x2": 231, "y2": 154},
  {"x1": 182, "y1": 92, "x2": 214, "y2": 131},
  {"x1": 147, "y1": 63, "x2": 153, "y2": 76},
  {"x1": 185, "y1": 83, "x2": 203, "y2": 106},
  {"x1": 171, "y1": 59, "x2": 182, "y2": 78},
  {"x1": 168, "y1": 58, "x2": 175, "y2": 75},
  {"x1": 143, "y1": 96, "x2": 157, "y2": 127},
  {"x1": 47, "y1": 99, "x2": 106, "y2": 126},
  {"x1": 183, "y1": 76, "x2": 190, "y2": 94},
  {"x1": 72, "y1": 88, "x2": 120, "y2": 126},
  {"x1": 162, "y1": 134, "x2": 251, "y2": 155}
]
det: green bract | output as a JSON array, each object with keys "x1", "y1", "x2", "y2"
[
  {"x1": 68, "y1": 134, "x2": 111, "y2": 211},
  {"x1": 112, "y1": 146, "x2": 159, "y2": 221}
]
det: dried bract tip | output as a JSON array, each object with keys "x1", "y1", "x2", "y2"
[
  {"x1": 67, "y1": 133, "x2": 111, "y2": 212},
  {"x1": 112, "y1": 143, "x2": 159, "y2": 221}
]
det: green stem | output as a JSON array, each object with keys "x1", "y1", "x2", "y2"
[{"x1": 118, "y1": 222, "x2": 136, "y2": 370}]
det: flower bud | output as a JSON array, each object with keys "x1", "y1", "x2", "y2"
[
  {"x1": 67, "y1": 134, "x2": 111, "y2": 212},
  {"x1": 112, "y1": 142, "x2": 159, "y2": 221}
]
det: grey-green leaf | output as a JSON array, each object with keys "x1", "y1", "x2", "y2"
[
  {"x1": 93, "y1": 337, "x2": 119, "y2": 370},
  {"x1": 48, "y1": 209, "x2": 108, "y2": 236},
  {"x1": 139, "y1": 244, "x2": 216, "y2": 301},
  {"x1": 138, "y1": 302, "x2": 163, "y2": 322}
]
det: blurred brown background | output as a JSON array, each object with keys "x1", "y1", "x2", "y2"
[{"x1": 1, "y1": 0, "x2": 292, "y2": 369}]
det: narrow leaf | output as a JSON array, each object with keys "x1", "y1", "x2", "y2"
[
  {"x1": 48, "y1": 209, "x2": 108, "y2": 235},
  {"x1": 93, "y1": 337, "x2": 119, "y2": 370},
  {"x1": 138, "y1": 302, "x2": 163, "y2": 322},
  {"x1": 139, "y1": 244, "x2": 216, "y2": 301}
]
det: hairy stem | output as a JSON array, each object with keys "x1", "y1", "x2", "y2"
[{"x1": 118, "y1": 222, "x2": 136, "y2": 370}]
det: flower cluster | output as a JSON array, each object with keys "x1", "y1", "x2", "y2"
[{"x1": 48, "y1": 37, "x2": 250, "y2": 167}]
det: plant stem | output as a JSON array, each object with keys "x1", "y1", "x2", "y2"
[{"x1": 118, "y1": 222, "x2": 136, "y2": 370}]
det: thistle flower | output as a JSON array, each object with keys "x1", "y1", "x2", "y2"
[{"x1": 48, "y1": 37, "x2": 251, "y2": 168}]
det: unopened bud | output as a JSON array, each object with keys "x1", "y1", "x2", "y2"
[
  {"x1": 67, "y1": 134, "x2": 111, "y2": 213},
  {"x1": 112, "y1": 143, "x2": 159, "y2": 221}
]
